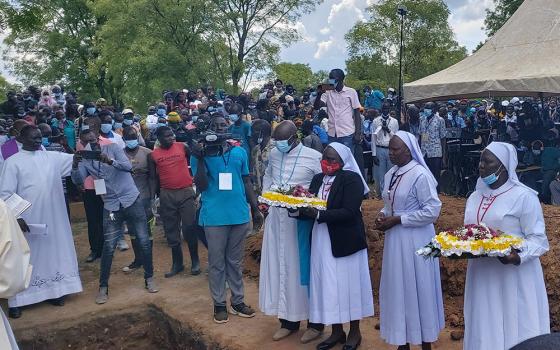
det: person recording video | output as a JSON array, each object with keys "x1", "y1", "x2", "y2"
[{"x1": 190, "y1": 114, "x2": 263, "y2": 324}]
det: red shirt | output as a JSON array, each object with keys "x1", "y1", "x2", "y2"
[{"x1": 152, "y1": 142, "x2": 193, "y2": 189}]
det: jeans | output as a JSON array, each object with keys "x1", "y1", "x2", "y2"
[
  {"x1": 99, "y1": 197, "x2": 153, "y2": 287},
  {"x1": 205, "y1": 223, "x2": 248, "y2": 307},
  {"x1": 374, "y1": 147, "x2": 393, "y2": 198},
  {"x1": 83, "y1": 189, "x2": 104, "y2": 257},
  {"x1": 328, "y1": 134, "x2": 355, "y2": 153}
]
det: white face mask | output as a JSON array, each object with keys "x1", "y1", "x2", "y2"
[{"x1": 0, "y1": 135, "x2": 8, "y2": 145}]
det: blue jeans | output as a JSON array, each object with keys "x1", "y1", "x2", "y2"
[
  {"x1": 374, "y1": 147, "x2": 393, "y2": 198},
  {"x1": 328, "y1": 134, "x2": 355, "y2": 153},
  {"x1": 99, "y1": 197, "x2": 153, "y2": 287}
]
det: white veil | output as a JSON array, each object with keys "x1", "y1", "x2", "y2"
[
  {"x1": 328, "y1": 142, "x2": 370, "y2": 195},
  {"x1": 394, "y1": 130, "x2": 438, "y2": 187}
]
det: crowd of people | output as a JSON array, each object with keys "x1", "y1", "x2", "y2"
[{"x1": 0, "y1": 68, "x2": 556, "y2": 350}]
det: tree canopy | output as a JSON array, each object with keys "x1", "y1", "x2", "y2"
[{"x1": 485, "y1": 0, "x2": 524, "y2": 37}]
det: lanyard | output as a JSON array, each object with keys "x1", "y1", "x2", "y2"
[
  {"x1": 221, "y1": 148, "x2": 232, "y2": 171},
  {"x1": 476, "y1": 186, "x2": 514, "y2": 224},
  {"x1": 278, "y1": 144, "x2": 302, "y2": 187},
  {"x1": 387, "y1": 165, "x2": 417, "y2": 213},
  {"x1": 321, "y1": 175, "x2": 335, "y2": 200}
]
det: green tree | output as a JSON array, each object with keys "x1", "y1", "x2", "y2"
[
  {"x1": 345, "y1": 0, "x2": 466, "y2": 88},
  {"x1": 485, "y1": 0, "x2": 524, "y2": 37},
  {"x1": 271, "y1": 63, "x2": 314, "y2": 93}
]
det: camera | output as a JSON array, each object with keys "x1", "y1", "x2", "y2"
[{"x1": 195, "y1": 131, "x2": 237, "y2": 147}]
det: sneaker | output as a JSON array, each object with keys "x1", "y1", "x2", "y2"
[
  {"x1": 117, "y1": 239, "x2": 129, "y2": 251},
  {"x1": 95, "y1": 287, "x2": 108, "y2": 304},
  {"x1": 85, "y1": 252, "x2": 99, "y2": 263},
  {"x1": 230, "y1": 303, "x2": 255, "y2": 318},
  {"x1": 122, "y1": 261, "x2": 142, "y2": 273},
  {"x1": 213, "y1": 306, "x2": 229, "y2": 324},
  {"x1": 145, "y1": 278, "x2": 159, "y2": 293}
]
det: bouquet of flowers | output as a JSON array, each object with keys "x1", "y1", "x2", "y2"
[
  {"x1": 416, "y1": 223, "x2": 523, "y2": 259},
  {"x1": 258, "y1": 184, "x2": 327, "y2": 210}
]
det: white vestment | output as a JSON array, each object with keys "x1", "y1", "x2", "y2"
[
  {"x1": 0, "y1": 150, "x2": 82, "y2": 307},
  {"x1": 379, "y1": 160, "x2": 445, "y2": 345},
  {"x1": 259, "y1": 143, "x2": 322, "y2": 321},
  {"x1": 309, "y1": 177, "x2": 374, "y2": 325},
  {"x1": 0, "y1": 199, "x2": 32, "y2": 350},
  {"x1": 463, "y1": 180, "x2": 550, "y2": 350}
]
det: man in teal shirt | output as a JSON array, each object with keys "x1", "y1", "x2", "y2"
[{"x1": 227, "y1": 103, "x2": 253, "y2": 158}]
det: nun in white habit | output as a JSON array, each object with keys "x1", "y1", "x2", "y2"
[
  {"x1": 296, "y1": 142, "x2": 373, "y2": 350},
  {"x1": 376, "y1": 131, "x2": 444, "y2": 350},
  {"x1": 463, "y1": 142, "x2": 549, "y2": 350}
]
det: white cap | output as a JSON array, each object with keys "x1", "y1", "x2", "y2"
[
  {"x1": 122, "y1": 108, "x2": 133, "y2": 114},
  {"x1": 510, "y1": 97, "x2": 520, "y2": 104},
  {"x1": 501, "y1": 100, "x2": 510, "y2": 107}
]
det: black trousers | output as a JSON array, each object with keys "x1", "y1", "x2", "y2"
[
  {"x1": 83, "y1": 189, "x2": 105, "y2": 257},
  {"x1": 425, "y1": 157, "x2": 442, "y2": 192},
  {"x1": 280, "y1": 319, "x2": 324, "y2": 331}
]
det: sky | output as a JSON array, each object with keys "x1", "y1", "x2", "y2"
[{"x1": 279, "y1": 0, "x2": 495, "y2": 72}]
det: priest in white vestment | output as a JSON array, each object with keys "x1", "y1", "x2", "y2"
[
  {"x1": 463, "y1": 142, "x2": 549, "y2": 350},
  {"x1": 376, "y1": 131, "x2": 444, "y2": 350},
  {"x1": 0, "y1": 198, "x2": 32, "y2": 349},
  {"x1": 0, "y1": 125, "x2": 82, "y2": 318},
  {"x1": 258, "y1": 121, "x2": 323, "y2": 343}
]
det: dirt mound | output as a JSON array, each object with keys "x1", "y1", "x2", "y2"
[{"x1": 245, "y1": 196, "x2": 560, "y2": 332}]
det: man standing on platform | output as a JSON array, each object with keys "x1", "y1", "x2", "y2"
[
  {"x1": 259, "y1": 121, "x2": 324, "y2": 343},
  {"x1": 372, "y1": 102, "x2": 399, "y2": 198},
  {"x1": 149, "y1": 126, "x2": 200, "y2": 277}
]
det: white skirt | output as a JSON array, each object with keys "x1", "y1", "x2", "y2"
[
  {"x1": 379, "y1": 224, "x2": 444, "y2": 345},
  {"x1": 464, "y1": 257, "x2": 550, "y2": 350},
  {"x1": 309, "y1": 221, "x2": 374, "y2": 325}
]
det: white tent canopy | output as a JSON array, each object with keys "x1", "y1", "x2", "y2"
[{"x1": 404, "y1": 0, "x2": 560, "y2": 103}]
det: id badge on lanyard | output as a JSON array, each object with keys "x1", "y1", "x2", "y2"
[{"x1": 219, "y1": 173, "x2": 233, "y2": 190}]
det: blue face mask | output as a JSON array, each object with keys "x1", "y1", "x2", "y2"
[
  {"x1": 157, "y1": 122, "x2": 167, "y2": 127},
  {"x1": 157, "y1": 108, "x2": 166, "y2": 116},
  {"x1": 192, "y1": 116, "x2": 198, "y2": 122},
  {"x1": 424, "y1": 109, "x2": 433, "y2": 117},
  {"x1": 207, "y1": 107, "x2": 215, "y2": 112},
  {"x1": 114, "y1": 122, "x2": 123, "y2": 130},
  {"x1": 86, "y1": 107, "x2": 96, "y2": 115},
  {"x1": 481, "y1": 165, "x2": 503, "y2": 186},
  {"x1": 123, "y1": 119, "x2": 133, "y2": 126},
  {"x1": 311, "y1": 92, "x2": 317, "y2": 97},
  {"x1": 125, "y1": 139, "x2": 139, "y2": 149},
  {"x1": 100, "y1": 123, "x2": 113, "y2": 134},
  {"x1": 328, "y1": 78, "x2": 337, "y2": 86},
  {"x1": 229, "y1": 114, "x2": 239, "y2": 122},
  {"x1": 41, "y1": 137, "x2": 50, "y2": 146},
  {"x1": 275, "y1": 138, "x2": 292, "y2": 153}
]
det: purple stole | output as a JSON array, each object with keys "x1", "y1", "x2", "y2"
[{"x1": 0, "y1": 139, "x2": 18, "y2": 160}]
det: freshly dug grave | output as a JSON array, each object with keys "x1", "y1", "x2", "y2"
[
  {"x1": 17, "y1": 305, "x2": 210, "y2": 350},
  {"x1": 245, "y1": 195, "x2": 560, "y2": 332}
]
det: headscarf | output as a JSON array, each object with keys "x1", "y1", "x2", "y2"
[
  {"x1": 476, "y1": 141, "x2": 537, "y2": 194},
  {"x1": 328, "y1": 142, "x2": 369, "y2": 195},
  {"x1": 394, "y1": 130, "x2": 438, "y2": 187}
]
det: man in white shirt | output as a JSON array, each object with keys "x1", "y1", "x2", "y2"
[{"x1": 371, "y1": 102, "x2": 399, "y2": 198}]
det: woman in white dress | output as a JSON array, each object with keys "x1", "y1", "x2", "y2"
[
  {"x1": 376, "y1": 131, "x2": 444, "y2": 350},
  {"x1": 296, "y1": 142, "x2": 373, "y2": 350},
  {"x1": 463, "y1": 142, "x2": 549, "y2": 350}
]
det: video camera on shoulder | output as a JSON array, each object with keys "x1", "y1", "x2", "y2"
[
  {"x1": 196, "y1": 131, "x2": 236, "y2": 148},
  {"x1": 78, "y1": 150, "x2": 102, "y2": 160}
]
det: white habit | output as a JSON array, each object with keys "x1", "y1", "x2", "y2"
[
  {"x1": 259, "y1": 143, "x2": 322, "y2": 321},
  {"x1": 379, "y1": 131, "x2": 445, "y2": 346},
  {"x1": 0, "y1": 150, "x2": 83, "y2": 307},
  {"x1": 0, "y1": 199, "x2": 32, "y2": 349},
  {"x1": 463, "y1": 142, "x2": 549, "y2": 350}
]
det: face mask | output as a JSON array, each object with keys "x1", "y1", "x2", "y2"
[
  {"x1": 114, "y1": 122, "x2": 123, "y2": 130},
  {"x1": 81, "y1": 124, "x2": 90, "y2": 131},
  {"x1": 125, "y1": 139, "x2": 139, "y2": 149},
  {"x1": 100, "y1": 123, "x2": 113, "y2": 134},
  {"x1": 533, "y1": 150, "x2": 541, "y2": 156},
  {"x1": 424, "y1": 109, "x2": 433, "y2": 117},
  {"x1": 328, "y1": 78, "x2": 337, "y2": 86},
  {"x1": 0, "y1": 135, "x2": 8, "y2": 144},
  {"x1": 157, "y1": 122, "x2": 167, "y2": 127},
  {"x1": 321, "y1": 159, "x2": 342, "y2": 175},
  {"x1": 86, "y1": 107, "x2": 96, "y2": 115},
  {"x1": 249, "y1": 104, "x2": 256, "y2": 110},
  {"x1": 275, "y1": 138, "x2": 292, "y2": 153},
  {"x1": 311, "y1": 92, "x2": 317, "y2": 97},
  {"x1": 157, "y1": 108, "x2": 166, "y2": 116},
  {"x1": 229, "y1": 114, "x2": 239, "y2": 122},
  {"x1": 207, "y1": 106, "x2": 215, "y2": 112},
  {"x1": 123, "y1": 119, "x2": 133, "y2": 126},
  {"x1": 41, "y1": 137, "x2": 50, "y2": 146},
  {"x1": 192, "y1": 115, "x2": 198, "y2": 122},
  {"x1": 54, "y1": 92, "x2": 61, "y2": 98},
  {"x1": 481, "y1": 165, "x2": 503, "y2": 186}
]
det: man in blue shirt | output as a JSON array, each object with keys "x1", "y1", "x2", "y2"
[
  {"x1": 227, "y1": 103, "x2": 253, "y2": 158},
  {"x1": 71, "y1": 129, "x2": 158, "y2": 304},
  {"x1": 191, "y1": 115, "x2": 263, "y2": 324}
]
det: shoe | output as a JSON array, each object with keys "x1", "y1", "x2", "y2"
[
  {"x1": 47, "y1": 296, "x2": 65, "y2": 306},
  {"x1": 316, "y1": 332, "x2": 346, "y2": 350},
  {"x1": 122, "y1": 261, "x2": 142, "y2": 273},
  {"x1": 301, "y1": 328, "x2": 323, "y2": 344},
  {"x1": 95, "y1": 287, "x2": 109, "y2": 304},
  {"x1": 213, "y1": 306, "x2": 229, "y2": 324},
  {"x1": 273, "y1": 328, "x2": 295, "y2": 341},
  {"x1": 8, "y1": 307, "x2": 21, "y2": 319},
  {"x1": 191, "y1": 261, "x2": 201, "y2": 276},
  {"x1": 85, "y1": 252, "x2": 98, "y2": 263},
  {"x1": 165, "y1": 246, "x2": 184, "y2": 278},
  {"x1": 229, "y1": 303, "x2": 255, "y2": 318},
  {"x1": 145, "y1": 277, "x2": 159, "y2": 293},
  {"x1": 117, "y1": 239, "x2": 129, "y2": 251},
  {"x1": 342, "y1": 336, "x2": 362, "y2": 350}
]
